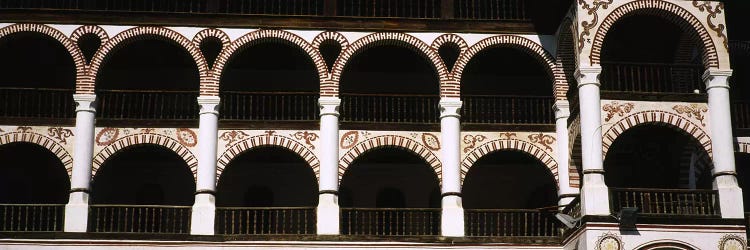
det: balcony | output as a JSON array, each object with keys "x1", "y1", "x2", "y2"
[
  {"x1": 88, "y1": 205, "x2": 192, "y2": 234},
  {"x1": 464, "y1": 209, "x2": 560, "y2": 237},
  {"x1": 215, "y1": 207, "x2": 316, "y2": 235},
  {"x1": 219, "y1": 91, "x2": 319, "y2": 124},
  {"x1": 462, "y1": 95, "x2": 554, "y2": 125},
  {"x1": 600, "y1": 62, "x2": 705, "y2": 101},
  {"x1": 609, "y1": 188, "x2": 720, "y2": 217},
  {"x1": 0, "y1": 204, "x2": 65, "y2": 232},
  {"x1": 340, "y1": 94, "x2": 440, "y2": 125},
  {"x1": 340, "y1": 208, "x2": 441, "y2": 236},
  {"x1": 96, "y1": 89, "x2": 199, "y2": 124},
  {"x1": 0, "y1": 87, "x2": 74, "y2": 123}
]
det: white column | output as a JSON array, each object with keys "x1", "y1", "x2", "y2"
[
  {"x1": 575, "y1": 67, "x2": 610, "y2": 216},
  {"x1": 704, "y1": 69, "x2": 744, "y2": 218},
  {"x1": 439, "y1": 97, "x2": 464, "y2": 237},
  {"x1": 190, "y1": 96, "x2": 220, "y2": 235},
  {"x1": 64, "y1": 94, "x2": 97, "y2": 232},
  {"x1": 554, "y1": 100, "x2": 578, "y2": 207},
  {"x1": 317, "y1": 97, "x2": 341, "y2": 235}
]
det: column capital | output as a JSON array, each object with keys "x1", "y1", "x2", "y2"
[
  {"x1": 319, "y1": 97, "x2": 341, "y2": 117},
  {"x1": 73, "y1": 94, "x2": 97, "y2": 113},
  {"x1": 703, "y1": 69, "x2": 733, "y2": 90},
  {"x1": 553, "y1": 100, "x2": 570, "y2": 119},
  {"x1": 575, "y1": 66, "x2": 602, "y2": 88},
  {"x1": 197, "y1": 96, "x2": 220, "y2": 115},
  {"x1": 439, "y1": 97, "x2": 462, "y2": 119}
]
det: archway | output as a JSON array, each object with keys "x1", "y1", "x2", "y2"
[
  {"x1": 90, "y1": 144, "x2": 195, "y2": 233},
  {"x1": 0, "y1": 142, "x2": 70, "y2": 231},
  {"x1": 599, "y1": 14, "x2": 705, "y2": 94},
  {"x1": 95, "y1": 38, "x2": 200, "y2": 122},
  {"x1": 339, "y1": 44, "x2": 440, "y2": 124},
  {"x1": 219, "y1": 41, "x2": 319, "y2": 122},
  {"x1": 339, "y1": 147, "x2": 441, "y2": 235},
  {"x1": 460, "y1": 46, "x2": 554, "y2": 124},
  {"x1": 215, "y1": 146, "x2": 317, "y2": 235},
  {"x1": 462, "y1": 150, "x2": 559, "y2": 236},
  {"x1": 0, "y1": 32, "x2": 76, "y2": 119},
  {"x1": 730, "y1": 42, "x2": 750, "y2": 131},
  {"x1": 735, "y1": 152, "x2": 750, "y2": 213}
]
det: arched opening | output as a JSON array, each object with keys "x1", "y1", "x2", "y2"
[
  {"x1": 462, "y1": 150, "x2": 559, "y2": 236},
  {"x1": 735, "y1": 152, "x2": 750, "y2": 213},
  {"x1": 90, "y1": 144, "x2": 195, "y2": 233},
  {"x1": 460, "y1": 47, "x2": 554, "y2": 125},
  {"x1": 599, "y1": 14, "x2": 705, "y2": 95},
  {"x1": 604, "y1": 124, "x2": 716, "y2": 216},
  {"x1": 219, "y1": 41, "x2": 320, "y2": 123},
  {"x1": 0, "y1": 32, "x2": 76, "y2": 120},
  {"x1": 729, "y1": 43, "x2": 750, "y2": 132},
  {"x1": 215, "y1": 146, "x2": 317, "y2": 235},
  {"x1": 95, "y1": 38, "x2": 200, "y2": 123},
  {"x1": 339, "y1": 44, "x2": 440, "y2": 125},
  {"x1": 0, "y1": 142, "x2": 70, "y2": 232},
  {"x1": 339, "y1": 147, "x2": 440, "y2": 236}
]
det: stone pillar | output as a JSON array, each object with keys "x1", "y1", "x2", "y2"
[
  {"x1": 317, "y1": 97, "x2": 341, "y2": 235},
  {"x1": 575, "y1": 67, "x2": 610, "y2": 216},
  {"x1": 439, "y1": 97, "x2": 464, "y2": 237},
  {"x1": 64, "y1": 94, "x2": 97, "y2": 232},
  {"x1": 190, "y1": 96, "x2": 220, "y2": 235},
  {"x1": 704, "y1": 69, "x2": 744, "y2": 218},
  {"x1": 554, "y1": 100, "x2": 578, "y2": 207}
]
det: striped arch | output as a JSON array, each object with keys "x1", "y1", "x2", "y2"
[
  {"x1": 85, "y1": 26, "x2": 210, "y2": 94},
  {"x1": 209, "y1": 29, "x2": 328, "y2": 96},
  {"x1": 431, "y1": 34, "x2": 469, "y2": 54},
  {"x1": 590, "y1": 0, "x2": 720, "y2": 69},
  {"x1": 338, "y1": 135, "x2": 442, "y2": 184},
  {"x1": 556, "y1": 17, "x2": 577, "y2": 101},
  {"x1": 602, "y1": 110, "x2": 712, "y2": 159},
  {"x1": 192, "y1": 28, "x2": 230, "y2": 53},
  {"x1": 216, "y1": 134, "x2": 320, "y2": 182},
  {"x1": 452, "y1": 35, "x2": 565, "y2": 100},
  {"x1": 92, "y1": 133, "x2": 198, "y2": 180},
  {"x1": 635, "y1": 240, "x2": 699, "y2": 250},
  {"x1": 0, "y1": 131, "x2": 73, "y2": 178},
  {"x1": 327, "y1": 32, "x2": 450, "y2": 97},
  {"x1": 70, "y1": 25, "x2": 109, "y2": 47},
  {"x1": 460, "y1": 139, "x2": 559, "y2": 186},
  {"x1": 0, "y1": 23, "x2": 87, "y2": 94},
  {"x1": 312, "y1": 31, "x2": 349, "y2": 50}
]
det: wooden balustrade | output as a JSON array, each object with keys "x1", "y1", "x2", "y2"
[
  {"x1": 96, "y1": 90, "x2": 198, "y2": 121},
  {"x1": 464, "y1": 209, "x2": 560, "y2": 237},
  {"x1": 454, "y1": 0, "x2": 527, "y2": 20},
  {"x1": 0, "y1": 87, "x2": 74, "y2": 119},
  {"x1": 732, "y1": 100, "x2": 750, "y2": 130},
  {"x1": 215, "y1": 207, "x2": 315, "y2": 235},
  {"x1": 340, "y1": 208, "x2": 440, "y2": 236},
  {"x1": 337, "y1": 0, "x2": 440, "y2": 18},
  {"x1": 0, "y1": 204, "x2": 65, "y2": 232},
  {"x1": 561, "y1": 196, "x2": 581, "y2": 220},
  {"x1": 462, "y1": 95, "x2": 554, "y2": 124},
  {"x1": 88, "y1": 205, "x2": 191, "y2": 233},
  {"x1": 609, "y1": 188, "x2": 719, "y2": 217},
  {"x1": 600, "y1": 62, "x2": 704, "y2": 93},
  {"x1": 219, "y1": 91, "x2": 319, "y2": 121},
  {"x1": 340, "y1": 94, "x2": 440, "y2": 124}
]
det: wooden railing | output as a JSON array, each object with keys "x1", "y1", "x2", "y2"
[
  {"x1": 600, "y1": 62, "x2": 704, "y2": 93},
  {"x1": 0, "y1": 204, "x2": 65, "y2": 232},
  {"x1": 337, "y1": 0, "x2": 440, "y2": 18},
  {"x1": 215, "y1": 207, "x2": 315, "y2": 235},
  {"x1": 96, "y1": 90, "x2": 198, "y2": 121},
  {"x1": 610, "y1": 188, "x2": 719, "y2": 217},
  {"x1": 220, "y1": 91, "x2": 318, "y2": 121},
  {"x1": 340, "y1": 94, "x2": 439, "y2": 124},
  {"x1": 88, "y1": 205, "x2": 191, "y2": 233},
  {"x1": 464, "y1": 209, "x2": 561, "y2": 237},
  {"x1": 0, "y1": 87, "x2": 74, "y2": 119},
  {"x1": 561, "y1": 196, "x2": 581, "y2": 220},
  {"x1": 462, "y1": 95, "x2": 554, "y2": 124},
  {"x1": 732, "y1": 100, "x2": 750, "y2": 130},
  {"x1": 454, "y1": 0, "x2": 527, "y2": 20},
  {"x1": 340, "y1": 208, "x2": 440, "y2": 236}
]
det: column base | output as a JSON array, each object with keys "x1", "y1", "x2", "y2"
[
  {"x1": 717, "y1": 185, "x2": 744, "y2": 219},
  {"x1": 64, "y1": 191, "x2": 89, "y2": 232},
  {"x1": 581, "y1": 184, "x2": 610, "y2": 216},
  {"x1": 441, "y1": 195, "x2": 464, "y2": 237},
  {"x1": 190, "y1": 193, "x2": 216, "y2": 235},
  {"x1": 316, "y1": 193, "x2": 340, "y2": 235}
]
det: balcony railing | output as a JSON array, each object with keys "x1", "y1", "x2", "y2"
[
  {"x1": 340, "y1": 94, "x2": 439, "y2": 124},
  {"x1": 454, "y1": 0, "x2": 527, "y2": 20},
  {"x1": 561, "y1": 196, "x2": 581, "y2": 220},
  {"x1": 0, "y1": 204, "x2": 65, "y2": 232},
  {"x1": 215, "y1": 207, "x2": 315, "y2": 235},
  {"x1": 337, "y1": 0, "x2": 440, "y2": 18},
  {"x1": 600, "y1": 62, "x2": 704, "y2": 94},
  {"x1": 341, "y1": 208, "x2": 440, "y2": 236},
  {"x1": 610, "y1": 188, "x2": 719, "y2": 217},
  {"x1": 88, "y1": 205, "x2": 191, "y2": 233},
  {"x1": 462, "y1": 95, "x2": 554, "y2": 124},
  {"x1": 219, "y1": 91, "x2": 318, "y2": 121},
  {"x1": 464, "y1": 209, "x2": 561, "y2": 237},
  {"x1": 96, "y1": 90, "x2": 198, "y2": 121},
  {"x1": 732, "y1": 100, "x2": 750, "y2": 130},
  {"x1": 0, "y1": 87, "x2": 74, "y2": 119}
]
